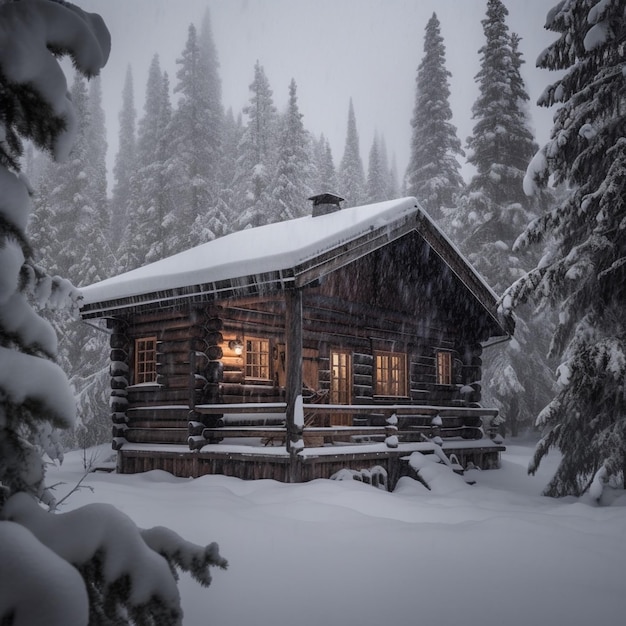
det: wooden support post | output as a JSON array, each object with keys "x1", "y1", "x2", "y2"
[
  {"x1": 188, "y1": 349, "x2": 196, "y2": 412},
  {"x1": 285, "y1": 288, "x2": 303, "y2": 482}
]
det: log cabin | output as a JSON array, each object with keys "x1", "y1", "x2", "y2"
[{"x1": 80, "y1": 195, "x2": 513, "y2": 489}]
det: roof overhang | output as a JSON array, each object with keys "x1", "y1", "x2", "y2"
[{"x1": 79, "y1": 198, "x2": 512, "y2": 338}]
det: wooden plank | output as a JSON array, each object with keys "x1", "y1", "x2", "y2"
[
  {"x1": 124, "y1": 428, "x2": 189, "y2": 444},
  {"x1": 193, "y1": 402, "x2": 496, "y2": 419},
  {"x1": 223, "y1": 370, "x2": 244, "y2": 384},
  {"x1": 128, "y1": 420, "x2": 188, "y2": 429},
  {"x1": 157, "y1": 351, "x2": 191, "y2": 366},
  {"x1": 157, "y1": 339, "x2": 207, "y2": 354},
  {"x1": 301, "y1": 403, "x2": 498, "y2": 417},
  {"x1": 158, "y1": 362, "x2": 193, "y2": 377},
  {"x1": 127, "y1": 405, "x2": 189, "y2": 418},
  {"x1": 131, "y1": 310, "x2": 190, "y2": 326},
  {"x1": 195, "y1": 402, "x2": 287, "y2": 414}
]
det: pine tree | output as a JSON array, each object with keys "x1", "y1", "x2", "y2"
[
  {"x1": 234, "y1": 61, "x2": 278, "y2": 229},
  {"x1": 311, "y1": 133, "x2": 337, "y2": 197},
  {"x1": 270, "y1": 78, "x2": 313, "y2": 220},
  {"x1": 378, "y1": 136, "x2": 399, "y2": 200},
  {"x1": 86, "y1": 76, "x2": 109, "y2": 247},
  {"x1": 366, "y1": 132, "x2": 388, "y2": 203},
  {"x1": 167, "y1": 19, "x2": 224, "y2": 251},
  {"x1": 0, "y1": 4, "x2": 226, "y2": 622},
  {"x1": 216, "y1": 107, "x2": 244, "y2": 230},
  {"x1": 29, "y1": 71, "x2": 111, "y2": 449},
  {"x1": 111, "y1": 65, "x2": 136, "y2": 248},
  {"x1": 73, "y1": 74, "x2": 111, "y2": 447},
  {"x1": 465, "y1": 0, "x2": 537, "y2": 210},
  {"x1": 338, "y1": 98, "x2": 365, "y2": 207},
  {"x1": 451, "y1": 0, "x2": 553, "y2": 439},
  {"x1": 189, "y1": 10, "x2": 230, "y2": 245},
  {"x1": 31, "y1": 72, "x2": 110, "y2": 289},
  {"x1": 503, "y1": 0, "x2": 626, "y2": 497},
  {"x1": 405, "y1": 13, "x2": 464, "y2": 217},
  {"x1": 387, "y1": 151, "x2": 400, "y2": 199},
  {"x1": 117, "y1": 56, "x2": 173, "y2": 270}
]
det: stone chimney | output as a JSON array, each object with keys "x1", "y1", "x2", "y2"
[{"x1": 309, "y1": 193, "x2": 345, "y2": 217}]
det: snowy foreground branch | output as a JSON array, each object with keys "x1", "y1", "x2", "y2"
[
  {"x1": 0, "y1": 493, "x2": 227, "y2": 625},
  {"x1": 0, "y1": 1, "x2": 227, "y2": 623}
]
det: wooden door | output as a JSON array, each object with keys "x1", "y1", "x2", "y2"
[
  {"x1": 275, "y1": 344, "x2": 318, "y2": 395},
  {"x1": 330, "y1": 349, "x2": 352, "y2": 426},
  {"x1": 302, "y1": 348, "x2": 319, "y2": 394}
]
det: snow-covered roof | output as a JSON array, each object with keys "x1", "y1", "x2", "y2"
[{"x1": 80, "y1": 197, "x2": 508, "y2": 334}]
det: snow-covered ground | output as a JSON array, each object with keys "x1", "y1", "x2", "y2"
[{"x1": 48, "y1": 442, "x2": 626, "y2": 626}]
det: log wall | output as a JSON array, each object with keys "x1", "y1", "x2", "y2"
[{"x1": 108, "y1": 295, "x2": 488, "y2": 449}]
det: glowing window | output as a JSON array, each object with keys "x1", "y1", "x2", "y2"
[
  {"x1": 436, "y1": 351, "x2": 453, "y2": 385},
  {"x1": 134, "y1": 337, "x2": 157, "y2": 384},
  {"x1": 375, "y1": 351, "x2": 407, "y2": 397},
  {"x1": 245, "y1": 337, "x2": 271, "y2": 379},
  {"x1": 330, "y1": 350, "x2": 352, "y2": 404}
]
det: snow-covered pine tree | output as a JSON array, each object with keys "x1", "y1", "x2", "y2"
[
  {"x1": 216, "y1": 106, "x2": 244, "y2": 231},
  {"x1": 86, "y1": 76, "x2": 109, "y2": 252},
  {"x1": 117, "y1": 55, "x2": 174, "y2": 271},
  {"x1": 366, "y1": 132, "x2": 388, "y2": 203},
  {"x1": 234, "y1": 61, "x2": 278, "y2": 229},
  {"x1": 190, "y1": 10, "x2": 231, "y2": 245},
  {"x1": 338, "y1": 98, "x2": 366, "y2": 207},
  {"x1": 405, "y1": 12, "x2": 464, "y2": 218},
  {"x1": 110, "y1": 65, "x2": 136, "y2": 248},
  {"x1": 32, "y1": 72, "x2": 109, "y2": 287},
  {"x1": 67, "y1": 74, "x2": 111, "y2": 448},
  {"x1": 29, "y1": 69, "x2": 112, "y2": 451},
  {"x1": 169, "y1": 18, "x2": 226, "y2": 250},
  {"x1": 503, "y1": 0, "x2": 626, "y2": 497},
  {"x1": 464, "y1": 0, "x2": 537, "y2": 214},
  {"x1": 378, "y1": 136, "x2": 399, "y2": 200},
  {"x1": 22, "y1": 140, "x2": 47, "y2": 189},
  {"x1": 311, "y1": 133, "x2": 338, "y2": 198},
  {"x1": 270, "y1": 78, "x2": 313, "y2": 220},
  {"x1": 451, "y1": 0, "x2": 554, "y2": 438},
  {"x1": 0, "y1": 3, "x2": 226, "y2": 623}
]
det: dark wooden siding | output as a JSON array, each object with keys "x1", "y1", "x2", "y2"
[{"x1": 106, "y1": 231, "x2": 499, "y2": 449}]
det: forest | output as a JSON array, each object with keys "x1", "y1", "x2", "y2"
[
  {"x1": 19, "y1": 0, "x2": 545, "y2": 466},
  {"x1": 24, "y1": 3, "x2": 554, "y2": 449},
  {"x1": 19, "y1": 0, "x2": 626, "y2": 498},
  {"x1": 1, "y1": 0, "x2": 625, "y2": 623}
]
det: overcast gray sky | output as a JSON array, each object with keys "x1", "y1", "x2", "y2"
[{"x1": 74, "y1": 0, "x2": 559, "y2": 184}]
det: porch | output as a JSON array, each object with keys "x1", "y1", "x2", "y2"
[{"x1": 113, "y1": 401, "x2": 505, "y2": 490}]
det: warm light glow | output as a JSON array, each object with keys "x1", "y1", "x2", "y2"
[{"x1": 229, "y1": 338, "x2": 244, "y2": 355}]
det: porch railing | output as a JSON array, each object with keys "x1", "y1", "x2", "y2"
[{"x1": 189, "y1": 402, "x2": 498, "y2": 450}]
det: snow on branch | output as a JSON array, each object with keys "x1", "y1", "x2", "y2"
[
  {"x1": 0, "y1": 520, "x2": 89, "y2": 625},
  {"x1": 0, "y1": 346, "x2": 76, "y2": 428},
  {"x1": 141, "y1": 526, "x2": 228, "y2": 587},
  {"x1": 0, "y1": 0, "x2": 110, "y2": 161},
  {"x1": 1, "y1": 492, "x2": 226, "y2": 624}
]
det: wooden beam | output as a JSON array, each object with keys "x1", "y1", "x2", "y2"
[{"x1": 285, "y1": 288, "x2": 303, "y2": 480}]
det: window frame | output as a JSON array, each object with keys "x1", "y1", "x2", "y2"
[
  {"x1": 134, "y1": 336, "x2": 158, "y2": 384},
  {"x1": 330, "y1": 348, "x2": 352, "y2": 405},
  {"x1": 436, "y1": 351, "x2": 453, "y2": 386},
  {"x1": 244, "y1": 336, "x2": 272, "y2": 381},
  {"x1": 374, "y1": 350, "x2": 408, "y2": 398}
]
